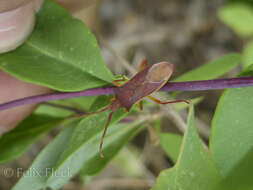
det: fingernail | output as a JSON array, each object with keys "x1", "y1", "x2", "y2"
[{"x1": 0, "y1": 1, "x2": 35, "y2": 54}]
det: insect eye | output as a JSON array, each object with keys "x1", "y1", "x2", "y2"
[{"x1": 146, "y1": 62, "x2": 174, "y2": 83}]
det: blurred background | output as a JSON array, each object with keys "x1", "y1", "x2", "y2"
[{"x1": 0, "y1": 0, "x2": 245, "y2": 189}]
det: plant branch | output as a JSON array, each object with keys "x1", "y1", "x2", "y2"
[
  {"x1": 161, "y1": 77, "x2": 253, "y2": 92},
  {"x1": 0, "y1": 87, "x2": 113, "y2": 111},
  {"x1": 1, "y1": 77, "x2": 253, "y2": 112}
]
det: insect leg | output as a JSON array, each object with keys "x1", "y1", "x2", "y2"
[
  {"x1": 139, "y1": 59, "x2": 148, "y2": 71},
  {"x1": 123, "y1": 107, "x2": 128, "y2": 113},
  {"x1": 113, "y1": 76, "x2": 128, "y2": 87},
  {"x1": 110, "y1": 97, "x2": 116, "y2": 102},
  {"x1": 100, "y1": 111, "x2": 114, "y2": 158},
  {"x1": 113, "y1": 81, "x2": 123, "y2": 87},
  {"x1": 148, "y1": 96, "x2": 190, "y2": 104},
  {"x1": 138, "y1": 101, "x2": 143, "y2": 111}
]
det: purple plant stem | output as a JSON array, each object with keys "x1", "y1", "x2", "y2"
[
  {"x1": 1, "y1": 77, "x2": 253, "y2": 112},
  {"x1": 160, "y1": 77, "x2": 253, "y2": 92},
  {"x1": 0, "y1": 87, "x2": 114, "y2": 111}
]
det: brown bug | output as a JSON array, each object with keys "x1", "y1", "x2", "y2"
[{"x1": 80, "y1": 59, "x2": 189, "y2": 157}]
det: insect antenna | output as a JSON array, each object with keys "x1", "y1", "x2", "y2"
[
  {"x1": 99, "y1": 111, "x2": 114, "y2": 158},
  {"x1": 72, "y1": 105, "x2": 110, "y2": 119}
]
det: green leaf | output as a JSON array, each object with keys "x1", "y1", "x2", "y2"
[
  {"x1": 218, "y1": 3, "x2": 253, "y2": 37},
  {"x1": 159, "y1": 133, "x2": 183, "y2": 163},
  {"x1": 243, "y1": 40, "x2": 253, "y2": 68},
  {"x1": 210, "y1": 86, "x2": 253, "y2": 189},
  {"x1": 173, "y1": 53, "x2": 241, "y2": 82},
  {"x1": 153, "y1": 106, "x2": 221, "y2": 190},
  {"x1": 239, "y1": 64, "x2": 253, "y2": 77},
  {"x1": 0, "y1": 114, "x2": 62, "y2": 163},
  {"x1": 0, "y1": 0, "x2": 113, "y2": 91},
  {"x1": 13, "y1": 118, "x2": 80, "y2": 190}
]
